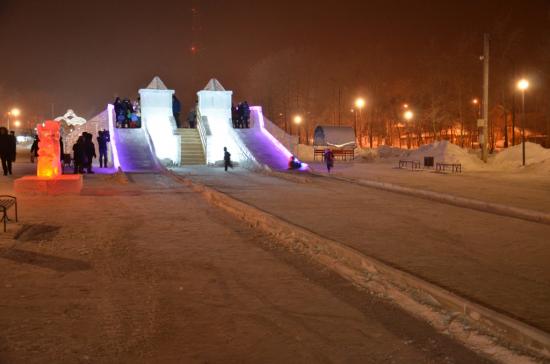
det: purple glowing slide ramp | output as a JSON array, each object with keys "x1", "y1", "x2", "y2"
[
  {"x1": 235, "y1": 107, "x2": 308, "y2": 172},
  {"x1": 108, "y1": 105, "x2": 161, "y2": 173}
]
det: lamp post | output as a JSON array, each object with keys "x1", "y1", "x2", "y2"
[
  {"x1": 472, "y1": 98, "x2": 481, "y2": 118},
  {"x1": 404, "y1": 110, "x2": 414, "y2": 149},
  {"x1": 354, "y1": 98, "x2": 365, "y2": 146},
  {"x1": 517, "y1": 79, "x2": 529, "y2": 166},
  {"x1": 7, "y1": 108, "x2": 21, "y2": 130},
  {"x1": 293, "y1": 115, "x2": 303, "y2": 144}
]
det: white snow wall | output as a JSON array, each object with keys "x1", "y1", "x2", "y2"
[
  {"x1": 139, "y1": 88, "x2": 180, "y2": 164},
  {"x1": 197, "y1": 89, "x2": 256, "y2": 166}
]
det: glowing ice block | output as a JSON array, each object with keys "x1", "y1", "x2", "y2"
[{"x1": 37, "y1": 121, "x2": 62, "y2": 178}]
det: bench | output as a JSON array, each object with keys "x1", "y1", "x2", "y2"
[
  {"x1": 314, "y1": 149, "x2": 355, "y2": 161},
  {"x1": 399, "y1": 160, "x2": 421, "y2": 170},
  {"x1": 0, "y1": 195, "x2": 18, "y2": 232},
  {"x1": 436, "y1": 163, "x2": 462, "y2": 173}
]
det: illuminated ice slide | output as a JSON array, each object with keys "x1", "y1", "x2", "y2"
[
  {"x1": 107, "y1": 104, "x2": 161, "y2": 173},
  {"x1": 233, "y1": 107, "x2": 308, "y2": 171}
]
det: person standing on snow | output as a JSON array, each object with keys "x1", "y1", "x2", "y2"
[
  {"x1": 83, "y1": 133, "x2": 96, "y2": 174},
  {"x1": 97, "y1": 130, "x2": 109, "y2": 168},
  {"x1": 30, "y1": 135, "x2": 39, "y2": 162},
  {"x1": 0, "y1": 127, "x2": 13, "y2": 176},
  {"x1": 73, "y1": 136, "x2": 84, "y2": 174},
  {"x1": 172, "y1": 94, "x2": 182, "y2": 128},
  {"x1": 323, "y1": 148, "x2": 334, "y2": 173},
  {"x1": 223, "y1": 147, "x2": 233, "y2": 171}
]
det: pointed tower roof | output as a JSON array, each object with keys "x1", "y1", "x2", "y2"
[
  {"x1": 147, "y1": 76, "x2": 168, "y2": 90},
  {"x1": 203, "y1": 79, "x2": 226, "y2": 91}
]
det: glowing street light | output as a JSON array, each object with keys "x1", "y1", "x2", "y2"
[
  {"x1": 517, "y1": 78, "x2": 530, "y2": 166},
  {"x1": 293, "y1": 115, "x2": 303, "y2": 143},
  {"x1": 472, "y1": 98, "x2": 481, "y2": 119},
  {"x1": 354, "y1": 98, "x2": 366, "y2": 145},
  {"x1": 14, "y1": 120, "x2": 21, "y2": 128},
  {"x1": 517, "y1": 79, "x2": 529, "y2": 91},
  {"x1": 6, "y1": 108, "x2": 22, "y2": 130},
  {"x1": 403, "y1": 110, "x2": 414, "y2": 149}
]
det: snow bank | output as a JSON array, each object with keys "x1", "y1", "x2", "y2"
[
  {"x1": 492, "y1": 142, "x2": 550, "y2": 170},
  {"x1": 377, "y1": 145, "x2": 407, "y2": 159},
  {"x1": 404, "y1": 141, "x2": 485, "y2": 170}
]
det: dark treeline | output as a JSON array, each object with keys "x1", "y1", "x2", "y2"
[{"x1": 247, "y1": 17, "x2": 550, "y2": 150}]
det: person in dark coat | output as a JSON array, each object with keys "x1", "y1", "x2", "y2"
[
  {"x1": 231, "y1": 104, "x2": 239, "y2": 128},
  {"x1": 97, "y1": 130, "x2": 109, "y2": 168},
  {"x1": 236, "y1": 103, "x2": 244, "y2": 128},
  {"x1": 187, "y1": 107, "x2": 196, "y2": 129},
  {"x1": 73, "y1": 136, "x2": 84, "y2": 174},
  {"x1": 30, "y1": 135, "x2": 39, "y2": 162},
  {"x1": 83, "y1": 133, "x2": 96, "y2": 173},
  {"x1": 223, "y1": 147, "x2": 233, "y2": 172},
  {"x1": 0, "y1": 127, "x2": 13, "y2": 176},
  {"x1": 114, "y1": 97, "x2": 124, "y2": 127},
  {"x1": 242, "y1": 101, "x2": 251, "y2": 128},
  {"x1": 323, "y1": 148, "x2": 335, "y2": 173},
  {"x1": 172, "y1": 94, "x2": 182, "y2": 128},
  {"x1": 9, "y1": 131, "x2": 16, "y2": 163}
]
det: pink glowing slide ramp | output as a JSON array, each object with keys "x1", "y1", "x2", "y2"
[
  {"x1": 107, "y1": 105, "x2": 161, "y2": 173},
  {"x1": 235, "y1": 107, "x2": 308, "y2": 172}
]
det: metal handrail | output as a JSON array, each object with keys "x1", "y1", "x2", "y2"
[{"x1": 195, "y1": 108, "x2": 208, "y2": 162}]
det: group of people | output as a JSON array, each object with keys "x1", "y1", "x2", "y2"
[
  {"x1": 0, "y1": 128, "x2": 16, "y2": 176},
  {"x1": 232, "y1": 101, "x2": 251, "y2": 129},
  {"x1": 70, "y1": 130, "x2": 111, "y2": 174},
  {"x1": 72, "y1": 132, "x2": 97, "y2": 174},
  {"x1": 114, "y1": 97, "x2": 141, "y2": 128}
]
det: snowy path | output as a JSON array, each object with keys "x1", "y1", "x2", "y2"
[
  {"x1": 308, "y1": 162, "x2": 550, "y2": 214},
  {"x1": 0, "y1": 173, "x2": 490, "y2": 363},
  {"x1": 173, "y1": 166, "x2": 550, "y2": 334}
]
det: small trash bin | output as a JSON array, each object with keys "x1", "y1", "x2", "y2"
[{"x1": 424, "y1": 156, "x2": 434, "y2": 167}]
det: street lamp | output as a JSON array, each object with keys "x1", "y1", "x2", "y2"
[
  {"x1": 517, "y1": 78, "x2": 529, "y2": 166},
  {"x1": 472, "y1": 98, "x2": 481, "y2": 118},
  {"x1": 354, "y1": 98, "x2": 365, "y2": 146},
  {"x1": 293, "y1": 115, "x2": 303, "y2": 143},
  {"x1": 7, "y1": 108, "x2": 21, "y2": 130},
  {"x1": 404, "y1": 110, "x2": 414, "y2": 149},
  {"x1": 14, "y1": 120, "x2": 21, "y2": 128}
]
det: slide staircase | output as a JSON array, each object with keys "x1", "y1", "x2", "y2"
[{"x1": 176, "y1": 128, "x2": 206, "y2": 165}]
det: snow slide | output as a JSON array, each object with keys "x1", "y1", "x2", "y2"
[
  {"x1": 234, "y1": 107, "x2": 307, "y2": 171},
  {"x1": 108, "y1": 105, "x2": 161, "y2": 173}
]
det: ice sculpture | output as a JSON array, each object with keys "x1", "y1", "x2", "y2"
[
  {"x1": 37, "y1": 121, "x2": 62, "y2": 178},
  {"x1": 54, "y1": 109, "x2": 87, "y2": 126}
]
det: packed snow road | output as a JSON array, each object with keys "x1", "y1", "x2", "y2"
[
  {"x1": 174, "y1": 166, "x2": 550, "y2": 335},
  {"x1": 0, "y1": 172, "x2": 491, "y2": 363}
]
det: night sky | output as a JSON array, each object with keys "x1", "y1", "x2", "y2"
[{"x1": 0, "y1": 0, "x2": 548, "y2": 121}]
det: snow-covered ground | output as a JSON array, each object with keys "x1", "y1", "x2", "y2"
[
  {"x1": 354, "y1": 141, "x2": 550, "y2": 173},
  {"x1": 173, "y1": 165, "x2": 550, "y2": 337},
  {"x1": 302, "y1": 141, "x2": 550, "y2": 214},
  {"x1": 0, "y1": 162, "x2": 493, "y2": 363}
]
